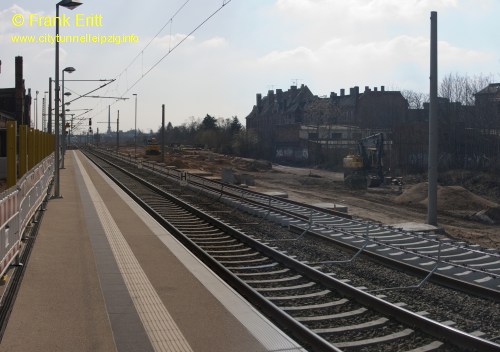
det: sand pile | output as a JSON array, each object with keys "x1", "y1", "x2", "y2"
[
  {"x1": 395, "y1": 182, "x2": 498, "y2": 212},
  {"x1": 231, "y1": 157, "x2": 272, "y2": 171}
]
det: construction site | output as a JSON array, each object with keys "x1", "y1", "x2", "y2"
[{"x1": 120, "y1": 145, "x2": 500, "y2": 250}]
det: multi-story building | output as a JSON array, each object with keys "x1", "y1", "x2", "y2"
[
  {"x1": 0, "y1": 56, "x2": 32, "y2": 177},
  {"x1": 245, "y1": 84, "x2": 406, "y2": 169},
  {"x1": 475, "y1": 83, "x2": 500, "y2": 129},
  {"x1": 0, "y1": 56, "x2": 32, "y2": 127},
  {"x1": 246, "y1": 82, "x2": 500, "y2": 174}
]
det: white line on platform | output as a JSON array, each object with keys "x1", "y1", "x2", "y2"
[
  {"x1": 85, "y1": 151, "x2": 305, "y2": 352},
  {"x1": 74, "y1": 152, "x2": 193, "y2": 352}
]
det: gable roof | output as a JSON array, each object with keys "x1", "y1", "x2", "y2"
[{"x1": 476, "y1": 83, "x2": 500, "y2": 95}]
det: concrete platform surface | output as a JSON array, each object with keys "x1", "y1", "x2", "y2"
[{"x1": 0, "y1": 151, "x2": 304, "y2": 352}]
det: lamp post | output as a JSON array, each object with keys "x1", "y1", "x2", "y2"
[
  {"x1": 48, "y1": 78, "x2": 52, "y2": 133},
  {"x1": 61, "y1": 66, "x2": 75, "y2": 169},
  {"x1": 54, "y1": 0, "x2": 82, "y2": 198},
  {"x1": 116, "y1": 110, "x2": 120, "y2": 153},
  {"x1": 133, "y1": 93, "x2": 137, "y2": 157},
  {"x1": 66, "y1": 113, "x2": 74, "y2": 148},
  {"x1": 35, "y1": 90, "x2": 39, "y2": 129},
  {"x1": 43, "y1": 91, "x2": 48, "y2": 131}
]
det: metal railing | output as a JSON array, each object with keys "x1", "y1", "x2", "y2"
[{"x1": 0, "y1": 155, "x2": 54, "y2": 278}]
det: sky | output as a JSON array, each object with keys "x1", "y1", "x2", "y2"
[{"x1": 1, "y1": 0, "x2": 499, "y2": 134}]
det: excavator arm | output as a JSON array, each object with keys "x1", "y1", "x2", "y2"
[{"x1": 344, "y1": 133, "x2": 385, "y2": 189}]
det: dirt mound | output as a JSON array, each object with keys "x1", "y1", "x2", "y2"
[
  {"x1": 231, "y1": 157, "x2": 272, "y2": 172},
  {"x1": 439, "y1": 170, "x2": 500, "y2": 203},
  {"x1": 395, "y1": 182, "x2": 498, "y2": 211},
  {"x1": 394, "y1": 183, "x2": 429, "y2": 205}
]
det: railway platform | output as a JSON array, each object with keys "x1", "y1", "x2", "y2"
[{"x1": 0, "y1": 150, "x2": 304, "y2": 352}]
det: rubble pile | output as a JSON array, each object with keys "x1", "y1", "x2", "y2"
[{"x1": 395, "y1": 182, "x2": 498, "y2": 212}]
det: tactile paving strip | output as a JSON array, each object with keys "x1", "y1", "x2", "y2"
[{"x1": 75, "y1": 153, "x2": 193, "y2": 352}]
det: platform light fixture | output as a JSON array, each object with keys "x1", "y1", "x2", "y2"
[
  {"x1": 54, "y1": 0, "x2": 82, "y2": 198},
  {"x1": 61, "y1": 66, "x2": 75, "y2": 169},
  {"x1": 133, "y1": 94, "x2": 138, "y2": 157}
]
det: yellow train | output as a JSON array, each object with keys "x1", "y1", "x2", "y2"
[{"x1": 145, "y1": 137, "x2": 160, "y2": 155}]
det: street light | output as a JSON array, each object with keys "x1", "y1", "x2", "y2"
[
  {"x1": 133, "y1": 93, "x2": 138, "y2": 157},
  {"x1": 66, "y1": 113, "x2": 74, "y2": 148},
  {"x1": 43, "y1": 91, "x2": 48, "y2": 131},
  {"x1": 35, "y1": 90, "x2": 39, "y2": 129},
  {"x1": 61, "y1": 66, "x2": 75, "y2": 169},
  {"x1": 54, "y1": 0, "x2": 82, "y2": 198}
]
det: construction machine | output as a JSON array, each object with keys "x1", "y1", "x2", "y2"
[
  {"x1": 145, "y1": 137, "x2": 160, "y2": 155},
  {"x1": 343, "y1": 133, "x2": 385, "y2": 189}
]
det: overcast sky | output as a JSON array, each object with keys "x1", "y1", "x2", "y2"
[{"x1": 1, "y1": 0, "x2": 499, "y2": 133}]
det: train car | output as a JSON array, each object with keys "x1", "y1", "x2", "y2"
[{"x1": 145, "y1": 137, "x2": 160, "y2": 155}]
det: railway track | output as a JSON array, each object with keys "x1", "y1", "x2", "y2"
[
  {"x1": 84, "y1": 149, "x2": 500, "y2": 352},
  {"x1": 95, "y1": 148, "x2": 500, "y2": 298}
]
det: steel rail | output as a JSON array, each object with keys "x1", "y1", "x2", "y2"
[
  {"x1": 84, "y1": 150, "x2": 340, "y2": 352},
  {"x1": 98, "y1": 148, "x2": 350, "y2": 220},
  {"x1": 91, "y1": 148, "x2": 500, "y2": 298},
  {"x1": 85, "y1": 149, "x2": 500, "y2": 352},
  {"x1": 289, "y1": 224, "x2": 500, "y2": 302}
]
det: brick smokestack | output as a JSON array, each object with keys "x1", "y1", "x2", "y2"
[{"x1": 15, "y1": 56, "x2": 25, "y2": 125}]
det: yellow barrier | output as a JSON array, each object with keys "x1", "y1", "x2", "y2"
[
  {"x1": 7, "y1": 121, "x2": 17, "y2": 188},
  {"x1": 19, "y1": 125, "x2": 28, "y2": 178},
  {"x1": 5, "y1": 123, "x2": 55, "y2": 187},
  {"x1": 28, "y1": 127, "x2": 34, "y2": 170}
]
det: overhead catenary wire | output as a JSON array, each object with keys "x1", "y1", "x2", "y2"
[
  {"x1": 65, "y1": 79, "x2": 116, "y2": 105},
  {"x1": 124, "y1": 0, "x2": 232, "y2": 94},
  {"x1": 103, "y1": 0, "x2": 193, "y2": 99},
  {"x1": 119, "y1": 0, "x2": 192, "y2": 78},
  {"x1": 86, "y1": 0, "x2": 233, "y2": 124}
]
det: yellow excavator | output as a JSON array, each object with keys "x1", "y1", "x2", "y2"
[
  {"x1": 145, "y1": 137, "x2": 160, "y2": 155},
  {"x1": 343, "y1": 133, "x2": 385, "y2": 189}
]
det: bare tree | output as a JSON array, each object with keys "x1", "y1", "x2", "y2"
[
  {"x1": 401, "y1": 90, "x2": 429, "y2": 109},
  {"x1": 439, "y1": 72, "x2": 494, "y2": 105}
]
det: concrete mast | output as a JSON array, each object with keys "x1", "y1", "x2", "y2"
[
  {"x1": 116, "y1": 110, "x2": 120, "y2": 153},
  {"x1": 48, "y1": 78, "x2": 52, "y2": 134},
  {"x1": 161, "y1": 104, "x2": 165, "y2": 162},
  {"x1": 107, "y1": 105, "x2": 111, "y2": 134},
  {"x1": 427, "y1": 11, "x2": 438, "y2": 225}
]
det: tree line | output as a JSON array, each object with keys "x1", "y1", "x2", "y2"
[
  {"x1": 161, "y1": 73, "x2": 497, "y2": 157},
  {"x1": 402, "y1": 72, "x2": 496, "y2": 109},
  {"x1": 157, "y1": 114, "x2": 262, "y2": 157}
]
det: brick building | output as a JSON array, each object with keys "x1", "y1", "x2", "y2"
[
  {"x1": 0, "y1": 56, "x2": 32, "y2": 127},
  {"x1": 0, "y1": 56, "x2": 32, "y2": 176},
  {"x1": 474, "y1": 83, "x2": 500, "y2": 129},
  {"x1": 245, "y1": 84, "x2": 405, "y2": 167},
  {"x1": 245, "y1": 82, "x2": 500, "y2": 173}
]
